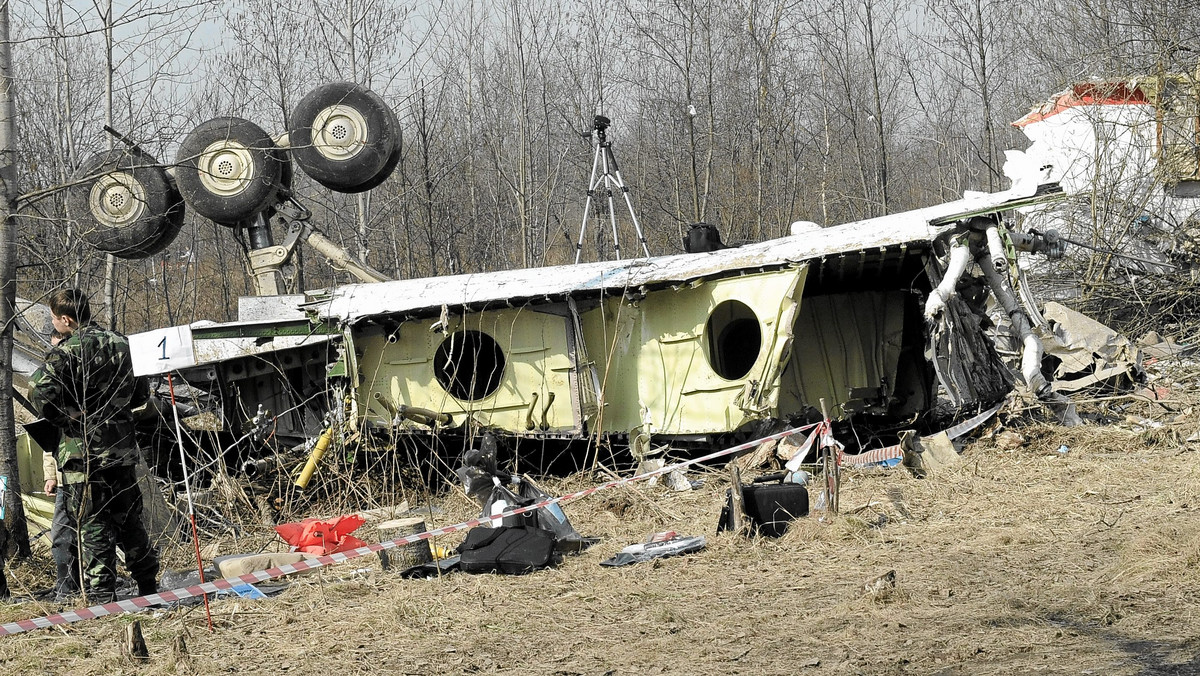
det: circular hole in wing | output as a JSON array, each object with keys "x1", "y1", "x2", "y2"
[
  {"x1": 704, "y1": 300, "x2": 762, "y2": 380},
  {"x1": 434, "y1": 330, "x2": 506, "y2": 401}
]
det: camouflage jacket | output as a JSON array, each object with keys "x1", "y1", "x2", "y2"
[{"x1": 29, "y1": 323, "x2": 149, "y2": 478}]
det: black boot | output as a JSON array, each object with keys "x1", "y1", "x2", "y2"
[
  {"x1": 136, "y1": 578, "x2": 158, "y2": 597},
  {"x1": 87, "y1": 590, "x2": 116, "y2": 605},
  {"x1": 54, "y1": 581, "x2": 80, "y2": 603}
]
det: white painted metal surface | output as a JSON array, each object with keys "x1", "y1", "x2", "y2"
[{"x1": 309, "y1": 186, "x2": 1046, "y2": 323}]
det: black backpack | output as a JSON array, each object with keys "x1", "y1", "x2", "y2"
[{"x1": 457, "y1": 526, "x2": 560, "y2": 575}]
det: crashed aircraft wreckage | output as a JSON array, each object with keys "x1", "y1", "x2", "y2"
[
  {"x1": 100, "y1": 181, "x2": 1069, "y2": 485},
  {"x1": 17, "y1": 74, "x2": 1171, "y2": 494}
]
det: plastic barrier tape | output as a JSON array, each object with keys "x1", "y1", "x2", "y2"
[
  {"x1": 0, "y1": 423, "x2": 816, "y2": 637},
  {"x1": 840, "y1": 401, "x2": 1004, "y2": 467}
]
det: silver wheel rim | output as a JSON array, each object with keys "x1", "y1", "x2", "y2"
[
  {"x1": 311, "y1": 104, "x2": 369, "y2": 161},
  {"x1": 197, "y1": 139, "x2": 256, "y2": 196},
  {"x1": 88, "y1": 171, "x2": 146, "y2": 228}
]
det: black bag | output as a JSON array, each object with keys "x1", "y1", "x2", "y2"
[
  {"x1": 515, "y1": 477, "x2": 599, "y2": 553},
  {"x1": 457, "y1": 526, "x2": 560, "y2": 575},
  {"x1": 718, "y1": 480, "x2": 809, "y2": 538}
]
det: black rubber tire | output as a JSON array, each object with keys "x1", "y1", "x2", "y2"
[
  {"x1": 342, "y1": 138, "x2": 401, "y2": 193},
  {"x1": 134, "y1": 184, "x2": 186, "y2": 258},
  {"x1": 289, "y1": 82, "x2": 399, "y2": 193},
  {"x1": 67, "y1": 149, "x2": 185, "y2": 259},
  {"x1": 279, "y1": 152, "x2": 294, "y2": 192},
  {"x1": 175, "y1": 116, "x2": 285, "y2": 225}
]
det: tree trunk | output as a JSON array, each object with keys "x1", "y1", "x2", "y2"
[
  {"x1": 0, "y1": 0, "x2": 30, "y2": 557},
  {"x1": 103, "y1": 0, "x2": 116, "y2": 326}
]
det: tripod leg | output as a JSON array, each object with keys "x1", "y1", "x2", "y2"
[
  {"x1": 611, "y1": 166, "x2": 651, "y2": 258},
  {"x1": 575, "y1": 143, "x2": 605, "y2": 264},
  {"x1": 604, "y1": 146, "x2": 650, "y2": 258},
  {"x1": 600, "y1": 145, "x2": 622, "y2": 261}
]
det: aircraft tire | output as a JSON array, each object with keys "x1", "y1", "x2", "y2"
[
  {"x1": 340, "y1": 140, "x2": 401, "y2": 193},
  {"x1": 68, "y1": 148, "x2": 185, "y2": 259},
  {"x1": 175, "y1": 116, "x2": 285, "y2": 225},
  {"x1": 289, "y1": 82, "x2": 399, "y2": 193}
]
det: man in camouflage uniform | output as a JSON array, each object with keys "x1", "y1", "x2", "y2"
[
  {"x1": 31, "y1": 329, "x2": 83, "y2": 601},
  {"x1": 29, "y1": 289, "x2": 159, "y2": 603}
]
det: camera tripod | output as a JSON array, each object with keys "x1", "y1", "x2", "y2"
[{"x1": 574, "y1": 114, "x2": 650, "y2": 264}]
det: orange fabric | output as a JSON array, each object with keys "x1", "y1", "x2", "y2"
[{"x1": 275, "y1": 515, "x2": 368, "y2": 555}]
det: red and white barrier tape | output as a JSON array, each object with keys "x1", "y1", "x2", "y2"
[
  {"x1": 0, "y1": 423, "x2": 817, "y2": 638},
  {"x1": 841, "y1": 444, "x2": 904, "y2": 467},
  {"x1": 783, "y1": 422, "x2": 839, "y2": 472}
]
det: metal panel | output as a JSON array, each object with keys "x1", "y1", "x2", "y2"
[
  {"x1": 356, "y1": 307, "x2": 581, "y2": 436},
  {"x1": 778, "y1": 290, "x2": 907, "y2": 419},
  {"x1": 308, "y1": 186, "x2": 1059, "y2": 324},
  {"x1": 581, "y1": 267, "x2": 807, "y2": 435}
]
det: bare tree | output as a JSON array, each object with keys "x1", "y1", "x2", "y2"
[{"x1": 0, "y1": 0, "x2": 30, "y2": 556}]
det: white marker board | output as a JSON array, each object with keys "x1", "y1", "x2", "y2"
[{"x1": 129, "y1": 325, "x2": 195, "y2": 376}]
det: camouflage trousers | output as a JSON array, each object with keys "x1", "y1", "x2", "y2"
[{"x1": 61, "y1": 465, "x2": 159, "y2": 601}]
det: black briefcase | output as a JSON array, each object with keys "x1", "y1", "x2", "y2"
[{"x1": 718, "y1": 476, "x2": 809, "y2": 538}]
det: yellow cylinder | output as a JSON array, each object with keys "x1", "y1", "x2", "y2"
[{"x1": 295, "y1": 427, "x2": 335, "y2": 489}]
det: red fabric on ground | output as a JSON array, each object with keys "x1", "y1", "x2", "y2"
[{"x1": 275, "y1": 515, "x2": 368, "y2": 555}]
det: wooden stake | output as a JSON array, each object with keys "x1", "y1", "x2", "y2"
[
  {"x1": 728, "y1": 462, "x2": 747, "y2": 536},
  {"x1": 122, "y1": 620, "x2": 149, "y2": 661},
  {"x1": 171, "y1": 632, "x2": 189, "y2": 663},
  {"x1": 819, "y1": 398, "x2": 839, "y2": 514}
]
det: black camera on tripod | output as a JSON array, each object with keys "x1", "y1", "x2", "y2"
[{"x1": 593, "y1": 114, "x2": 611, "y2": 132}]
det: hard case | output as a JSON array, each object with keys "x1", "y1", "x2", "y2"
[{"x1": 718, "y1": 483, "x2": 810, "y2": 538}]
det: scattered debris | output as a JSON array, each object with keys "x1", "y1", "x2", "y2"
[
  {"x1": 355, "y1": 502, "x2": 412, "y2": 522},
  {"x1": 275, "y1": 515, "x2": 368, "y2": 556},
  {"x1": 1125, "y1": 415, "x2": 1165, "y2": 431},
  {"x1": 995, "y1": 430, "x2": 1026, "y2": 450},
  {"x1": 214, "y1": 553, "x2": 311, "y2": 579},
  {"x1": 636, "y1": 457, "x2": 695, "y2": 492},
  {"x1": 599, "y1": 533, "x2": 707, "y2": 567},
  {"x1": 458, "y1": 435, "x2": 596, "y2": 552},
  {"x1": 860, "y1": 570, "x2": 898, "y2": 602},
  {"x1": 900, "y1": 430, "x2": 961, "y2": 477},
  {"x1": 457, "y1": 525, "x2": 559, "y2": 575},
  {"x1": 1042, "y1": 302, "x2": 1144, "y2": 393},
  {"x1": 229, "y1": 583, "x2": 267, "y2": 599}
]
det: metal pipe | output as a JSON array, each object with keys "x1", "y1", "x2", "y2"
[
  {"x1": 241, "y1": 456, "x2": 274, "y2": 477},
  {"x1": 539, "y1": 391, "x2": 556, "y2": 430},
  {"x1": 974, "y1": 235, "x2": 1048, "y2": 394},
  {"x1": 371, "y1": 391, "x2": 398, "y2": 416},
  {"x1": 398, "y1": 405, "x2": 451, "y2": 427},
  {"x1": 924, "y1": 238, "x2": 971, "y2": 320},
  {"x1": 305, "y1": 228, "x2": 391, "y2": 283},
  {"x1": 985, "y1": 226, "x2": 1007, "y2": 273},
  {"x1": 246, "y1": 212, "x2": 275, "y2": 250},
  {"x1": 295, "y1": 426, "x2": 335, "y2": 489},
  {"x1": 525, "y1": 392, "x2": 539, "y2": 430}
]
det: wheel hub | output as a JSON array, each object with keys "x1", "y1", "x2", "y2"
[
  {"x1": 198, "y1": 140, "x2": 256, "y2": 196},
  {"x1": 311, "y1": 104, "x2": 368, "y2": 161},
  {"x1": 88, "y1": 171, "x2": 146, "y2": 228}
]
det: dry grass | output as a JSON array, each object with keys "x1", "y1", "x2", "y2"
[{"x1": 3, "y1": 409, "x2": 1200, "y2": 675}]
